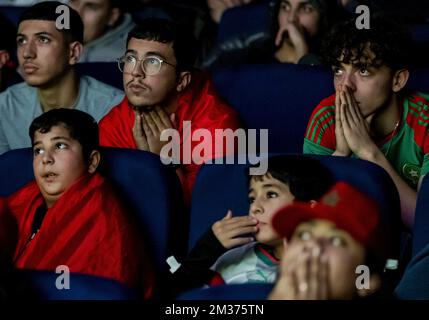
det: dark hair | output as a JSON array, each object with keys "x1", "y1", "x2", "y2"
[
  {"x1": 19, "y1": 1, "x2": 84, "y2": 44},
  {"x1": 249, "y1": 155, "x2": 334, "y2": 201},
  {"x1": 126, "y1": 18, "x2": 197, "y2": 73},
  {"x1": 29, "y1": 109, "x2": 99, "y2": 162},
  {"x1": 321, "y1": 15, "x2": 413, "y2": 71}
]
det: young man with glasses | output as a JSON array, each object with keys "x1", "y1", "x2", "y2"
[
  {"x1": 99, "y1": 18, "x2": 241, "y2": 201},
  {"x1": 0, "y1": 1, "x2": 124, "y2": 155}
]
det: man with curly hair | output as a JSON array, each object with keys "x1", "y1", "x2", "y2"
[{"x1": 303, "y1": 16, "x2": 425, "y2": 229}]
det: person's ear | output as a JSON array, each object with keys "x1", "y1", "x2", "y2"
[
  {"x1": 107, "y1": 7, "x2": 121, "y2": 27},
  {"x1": 68, "y1": 41, "x2": 83, "y2": 65},
  {"x1": 176, "y1": 71, "x2": 191, "y2": 92},
  {"x1": 392, "y1": 69, "x2": 409, "y2": 93},
  {"x1": 0, "y1": 50, "x2": 10, "y2": 69},
  {"x1": 87, "y1": 150, "x2": 101, "y2": 174},
  {"x1": 356, "y1": 274, "x2": 381, "y2": 298}
]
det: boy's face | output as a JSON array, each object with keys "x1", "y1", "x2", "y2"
[
  {"x1": 32, "y1": 124, "x2": 88, "y2": 208},
  {"x1": 278, "y1": 0, "x2": 321, "y2": 39},
  {"x1": 248, "y1": 174, "x2": 295, "y2": 246},
  {"x1": 17, "y1": 20, "x2": 71, "y2": 87},
  {"x1": 332, "y1": 47, "x2": 396, "y2": 118},
  {"x1": 123, "y1": 38, "x2": 180, "y2": 110},
  {"x1": 288, "y1": 219, "x2": 366, "y2": 299},
  {"x1": 69, "y1": 0, "x2": 118, "y2": 44}
]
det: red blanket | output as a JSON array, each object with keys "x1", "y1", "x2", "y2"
[
  {"x1": 99, "y1": 73, "x2": 242, "y2": 200},
  {"x1": 3, "y1": 173, "x2": 154, "y2": 298}
]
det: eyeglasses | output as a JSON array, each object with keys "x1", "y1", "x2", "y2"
[{"x1": 117, "y1": 54, "x2": 176, "y2": 75}]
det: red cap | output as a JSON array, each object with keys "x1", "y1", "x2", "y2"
[{"x1": 272, "y1": 182, "x2": 381, "y2": 247}]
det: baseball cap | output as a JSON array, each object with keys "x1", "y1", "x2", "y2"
[{"x1": 272, "y1": 181, "x2": 390, "y2": 260}]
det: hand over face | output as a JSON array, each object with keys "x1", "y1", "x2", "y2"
[
  {"x1": 339, "y1": 86, "x2": 378, "y2": 159},
  {"x1": 269, "y1": 241, "x2": 329, "y2": 300},
  {"x1": 212, "y1": 210, "x2": 258, "y2": 249}
]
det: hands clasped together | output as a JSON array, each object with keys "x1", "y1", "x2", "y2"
[
  {"x1": 132, "y1": 106, "x2": 176, "y2": 155},
  {"x1": 269, "y1": 241, "x2": 330, "y2": 300},
  {"x1": 334, "y1": 85, "x2": 377, "y2": 159}
]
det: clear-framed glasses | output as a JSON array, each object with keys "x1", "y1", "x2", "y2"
[{"x1": 117, "y1": 54, "x2": 176, "y2": 75}]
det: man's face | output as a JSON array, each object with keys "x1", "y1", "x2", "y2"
[
  {"x1": 248, "y1": 174, "x2": 295, "y2": 246},
  {"x1": 332, "y1": 49, "x2": 396, "y2": 118},
  {"x1": 33, "y1": 124, "x2": 89, "y2": 208},
  {"x1": 123, "y1": 38, "x2": 179, "y2": 110},
  {"x1": 288, "y1": 219, "x2": 366, "y2": 299},
  {"x1": 17, "y1": 20, "x2": 71, "y2": 87},
  {"x1": 69, "y1": 0, "x2": 118, "y2": 44},
  {"x1": 277, "y1": 0, "x2": 321, "y2": 39}
]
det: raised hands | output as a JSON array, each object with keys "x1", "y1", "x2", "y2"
[
  {"x1": 269, "y1": 240, "x2": 330, "y2": 300},
  {"x1": 133, "y1": 106, "x2": 176, "y2": 155},
  {"x1": 212, "y1": 210, "x2": 258, "y2": 249},
  {"x1": 275, "y1": 20, "x2": 309, "y2": 63},
  {"x1": 334, "y1": 85, "x2": 377, "y2": 159}
]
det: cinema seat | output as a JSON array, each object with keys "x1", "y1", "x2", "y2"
[
  {"x1": 76, "y1": 62, "x2": 123, "y2": 90},
  {"x1": 178, "y1": 283, "x2": 273, "y2": 300},
  {"x1": 412, "y1": 174, "x2": 429, "y2": 256},
  {"x1": 20, "y1": 270, "x2": 136, "y2": 300},
  {"x1": 212, "y1": 64, "x2": 334, "y2": 153}
]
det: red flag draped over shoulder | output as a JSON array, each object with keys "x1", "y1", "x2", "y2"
[
  {"x1": 5, "y1": 173, "x2": 155, "y2": 298},
  {"x1": 99, "y1": 72, "x2": 242, "y2": 200}
]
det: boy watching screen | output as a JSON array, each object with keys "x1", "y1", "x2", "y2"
[
  {"x1": 168, "y1": 155, "x2": 333, "y2": 296},
  {"x1": 0, "y1": 108, "x2": 154, "y2": 298}
]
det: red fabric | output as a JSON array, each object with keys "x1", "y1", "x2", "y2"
[
  {"x1": 99, "y1": 73, "x2": 242, "y2": 201},
  {"x1": 208, "y1": 271, "x2": 226, "y2": 287},
  {"x1": 4, "y1": 173, "x2": 155, "y2": 298}
]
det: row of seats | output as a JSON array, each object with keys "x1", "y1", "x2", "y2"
[{"x1": 0, "y1": 147, "x2": 417, "y2": 299}]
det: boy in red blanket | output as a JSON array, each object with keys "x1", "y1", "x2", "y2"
[
  {"x1": 99, "y1": 18, "x2": 241, "y2": 201},
  {"x1": 0, "y1": 109, "x2": 154, "y2": 298}
]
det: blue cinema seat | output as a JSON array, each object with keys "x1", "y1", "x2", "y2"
[
  {"x1": 19, "y1": 270, "x2": 136, "y2": 300},
  {"x1": 188, "y1": 154, "x2": 401, "y2": 256},
  {"x1": 217, "y1": 0, "x2": 273, "y2": 45},
  {"x1": 0, "y1": 6, "x2": 26, "y2": 26},
  {"x1": 76, "y1": 62, "x2": 123, "y2": 90},
  {"x1": 411, "y1": 174, "x2": 429, "y2": 256},
  {"x1": 212, "y1": 64, "x2": 334, "y2": 153},
  {"x1": 179, "y1": 283, "x2": 273, "y2": 300},
  {"x1": 0, "y1": 147, "x2": 186, "y2": 286}
]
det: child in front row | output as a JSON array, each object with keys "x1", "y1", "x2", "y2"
[
  {"x1": 167, "y1": 155, "x2": 334, "y2": 297},
  {"x1": 269, "y1": 181, "x2": 394, "y2": 299},
  {"x1": 0, "y1": 109, "x2": 154, "y2": 298}
]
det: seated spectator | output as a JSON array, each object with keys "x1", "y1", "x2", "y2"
[
  {"x1": 303, "y1": 16, "x2": 424, "y2": 229},
  {"x1": 0, "y1": 13, "x2": 20, "y2": 92},
  {"x1": 166, "y1": 155, "x2": 333, "y2": 297},
  {"x1": 99, "y1": 18, "x2": 241, "y2": 201},
  {"x1": 0, "y1": 1, "x2": 124, "y2": 155},
  {"x1": 268, "y1": 181, "x2": 390, "y2": 299},
  {"x1": 68, "y1": 0, "x2": 137, "y2": 62},
  {"x1": 201, "y1": 0, "x2": 346, "y2": 69},
  {"x1": 0, "y1": 108, "x2": 154, "y2": 297}
]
